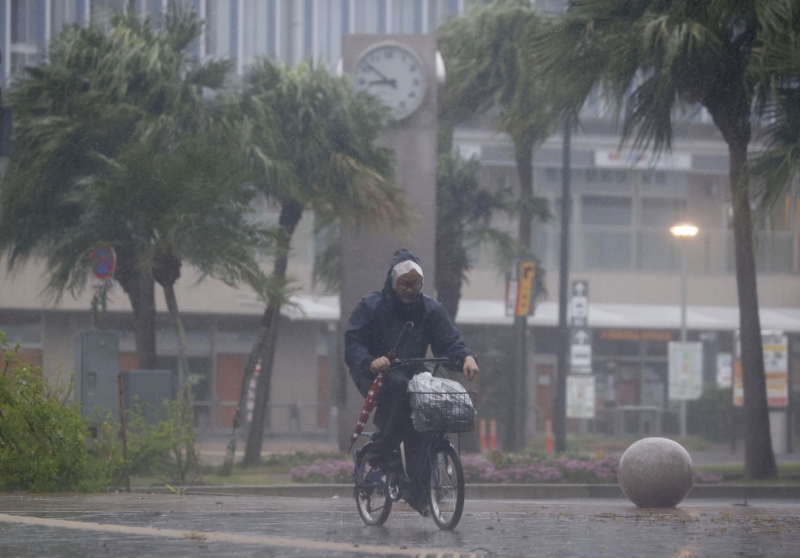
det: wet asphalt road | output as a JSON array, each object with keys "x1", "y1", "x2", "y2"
[{"x1": 1, "y1": 493, "x2": 799, "y2": 558}]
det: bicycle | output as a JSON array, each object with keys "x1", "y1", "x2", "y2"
[{"x1": 351, "y1": 357, "x2": 476, "y2": 530}]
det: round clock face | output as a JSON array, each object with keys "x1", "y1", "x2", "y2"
[{"x1": 353, "y1": 44, "x2": 426, "y2": 119}]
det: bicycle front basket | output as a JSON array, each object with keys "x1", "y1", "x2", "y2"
[{"x1": 409, "y1": 391, "x2": 476, "y2": 433}]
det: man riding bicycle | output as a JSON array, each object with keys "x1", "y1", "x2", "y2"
[{"x1": 345, "y1": 248, "x2": 479, "y2": 516}]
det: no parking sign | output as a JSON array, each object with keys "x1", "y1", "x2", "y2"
[{"x1": 90, "y1": 245, "x2": 116, "y2": 282}]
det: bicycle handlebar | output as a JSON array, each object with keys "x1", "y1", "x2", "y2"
[{"x1": 389, "y1": 357, "x2": 461, "y2": 374}]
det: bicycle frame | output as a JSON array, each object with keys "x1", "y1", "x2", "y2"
[{"x1": 352, "y1": 357, "x2": 470, "y2": 529}]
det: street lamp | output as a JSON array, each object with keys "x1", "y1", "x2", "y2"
[{"x1": 670, "y1": 223, "x2": 699, "y2": 437}]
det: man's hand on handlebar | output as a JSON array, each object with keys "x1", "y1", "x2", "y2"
[
  {"x1": 370, "y1": 356, "x2": 391, "y2": 375},
  {"x1": 463, "y1": 356, "x2": 479, "y2": 381}
]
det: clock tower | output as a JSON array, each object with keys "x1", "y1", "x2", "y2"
[{"x1": 337, "y1": 34, "x2": 439, "y2": 449}]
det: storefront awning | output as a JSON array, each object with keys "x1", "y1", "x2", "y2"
[{"x1": 287, "y1": 295, "x2": 800, "y2": 333}]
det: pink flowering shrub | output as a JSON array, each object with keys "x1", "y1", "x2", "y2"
[
  {"x1": 290, "y1": 459, "x2": 353, "y2": 483},
  {"x1": 461, "y1": 454, "x2": 620, "y2": 484},
  {"x1": 289, "y1": 453, "x2": 723, "y2": 484}
]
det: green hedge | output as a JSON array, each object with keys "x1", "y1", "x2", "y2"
[{"x1": 0, "y1": 332, "x2": 113, "y2": 492}]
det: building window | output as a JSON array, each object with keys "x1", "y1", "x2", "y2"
[
  {"x1": 90, "y1": 0, "x2": 127, "y2": 30},
  {"x1": 51, "y1": 0, "x2": 82, "y2": 36},
  {"x1": 582, "y1": 196, "x2": 631, "y2": 226},
  {"x1": 354, "y1": 0, "x2": 381, "y2": 33},
  {"x1": 205, "y1": 0, "x2": 233, "y2": 60},
  {"x1": 243, "y1": 0, "x2": 271, "y2": 67},
  {"x1": 637, "y1": 198, "x2": 686, "y2": 271},
  {"x1": 10, "y1": 0, "x2": 43, "y2": 75},
  {"x1": 428, "y1": 0, "x2": 459, "y2": 31},
  {"x1": 276, "y1": 0, "x2": 304, "y2": 66},
  {"x1": 390, "y1": 0, "x2": 415, "y2": 33},
  {"x1": 581, "y1": 196, "x2": 631, "y2": 269},
  {"x1": 641, "y1": 198, "x2": 686, "y2": 228},
  {"x1": 315, "y1": 0, "x2": 343, "y2": 68}
]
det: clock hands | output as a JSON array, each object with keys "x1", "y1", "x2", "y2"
[
  {"x1": 363, "y1": 62, "x2": 397, "y2": 89},
  {"x1": 368, "y1": 78, "x2": 397, "y2": 88}
]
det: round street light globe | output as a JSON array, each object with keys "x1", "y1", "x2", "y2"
[{"x1": 670, "y1": 224, "x2": 699, "y2": 237}]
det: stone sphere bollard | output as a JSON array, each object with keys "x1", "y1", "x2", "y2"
[{"x1": 618, "y1": 437, "x2": 694, "y2": 508}]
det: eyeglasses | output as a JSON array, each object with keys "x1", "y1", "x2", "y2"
[{"x1": 396, "y1": 281, "x2": 423, "y2": 292}]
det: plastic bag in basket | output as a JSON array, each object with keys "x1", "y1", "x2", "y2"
[{"x1": 408, "y1": 371, "x2": 476, "y2": 432}]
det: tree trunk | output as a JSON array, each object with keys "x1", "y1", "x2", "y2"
[
  {"x1": 162, "y1": 282, "x2": 191, "y2": 397},
  {"x1": 708, "y1": 70, "x2": 779, "y2": 479},
  {"x1": 727, "y1": 137, "x2": 778, "y2": 480},
  {"x1": 239, "y1": 198, "x2": 304, "y2": 467},
  {"x1": 220, "y1": 321, "x2": 269, "y2": 475},
  {"x1": 435, "y1": 232, "x2": 465, "y2": 321},
  {"x1": 154, "y1": 253, "x2": 189, "y2": 389},
  {"x1": 436, "y1": 281, "x2": 462, "y2": 322},
  {"x1": 507, "y1": 140, "x2": 534, "y2": 452},
  {"x1": 242, "y1": 302, "x2": 282, "y2": 466},
  {"x1": 114, "y1": 246, "x2": 157, "y2": 370}
]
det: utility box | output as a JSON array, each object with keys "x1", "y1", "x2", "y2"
[
  {"x1": 120, "y1": 370, "x2": 172, "y2": 424},
  {"x1": 75, "y1": 330, "x2": 120, "y2": 422}
]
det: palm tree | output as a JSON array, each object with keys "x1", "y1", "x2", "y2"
[
  {"x1": 82, "y1": 124, "x2": 272, "y2": 391},
  {"x1": 435, "y1": 151, "x2": 520, "y2": 321},
  {"x1": 438, "y1": 0, "x2": 558, "y2": 450},
  {"x1": 528, "y1": 0, "x2": 800, "y2": 479},
  {"x1": 749, "y1": 1, "x2": 800, "y2": 211},
  {"x1": 221, "y1": 59, "x2": 414, "y2": 469},
  {"x1": 0, "y1": 5, "x2": 268, "y2": 378}
]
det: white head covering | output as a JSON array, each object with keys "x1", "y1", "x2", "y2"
[{"x1": 391, "y1": 260, "x2": 424, "y2": 288}]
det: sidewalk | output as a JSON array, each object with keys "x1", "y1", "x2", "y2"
[{"x1": 4, "y1": 493, "x2": 799, "y2": 557}]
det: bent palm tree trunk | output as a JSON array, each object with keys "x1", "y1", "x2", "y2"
[
  {"x1": 154, "y1": 252, "x2": 190, "y2": 390},
  {"x1": 224, "y1": 198, "x2": 303, "y2": 468},
  {"x1": 728, "y1": 138, "x2": 778, "y2": 479},
  {"x1": 708, "y1": 83, "x2": 778, "y2": 479},
  {"x1": 242, "y1": 302, "x2": 282, "y2": 466},
  {"x1": 220, "y1": 324, "x2": 269, "y2": 474}
]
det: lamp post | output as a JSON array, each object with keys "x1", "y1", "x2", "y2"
[{"x1": 670, "y1": 223, "x2": 699, "y2": 437}]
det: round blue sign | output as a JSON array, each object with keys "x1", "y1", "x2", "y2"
[{"x1": 91, "y1": 246, "x2": 116, "y2": 280}]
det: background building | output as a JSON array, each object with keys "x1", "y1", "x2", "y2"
[{"x1": 1, "y1": 0, "x2": 798, "y2": 449}]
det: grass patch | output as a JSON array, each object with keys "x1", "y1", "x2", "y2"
[
  {"x1": 695, "y1": 462, "x2": 800, "y2": 483},
  {"x1": 121, "y1": 451, "x2": 348, "y2": 488}
]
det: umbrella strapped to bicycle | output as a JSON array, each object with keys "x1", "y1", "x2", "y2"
[{"x1": 350, "y1": 356, "x2": 477, "y2": 530}]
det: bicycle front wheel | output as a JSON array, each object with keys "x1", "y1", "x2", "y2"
[
  {"x1": 428, "y1": 444, "x2": 464, "y2": 530},
  {"x1": 355, "y1": 449, "x2": 392, "y2": 526}
]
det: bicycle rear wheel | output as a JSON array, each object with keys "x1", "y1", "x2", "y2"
[
  {"x1": 355, "y1": 449, "x2": 392, "y2": 526},
  {"x1": 428, "y1": 444, "x2": 464, "y2": 530}
]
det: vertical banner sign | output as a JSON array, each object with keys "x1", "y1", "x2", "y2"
[
  {"x1": 668, "y1": 342, "x2": 703, "y2": 400},
  {"x1": 733, "y1": 330, "x2": 743, "y2": 406},
  {"x1": 571, "y1": 280, "x2": 589, "y2": 327},
  {"x1": 505, "y1": 261, "x2": 536, "y2": 316},
  {"x1": 716, "y1": 353, "x2": 732, "y2": 388},
  {"x1": 763, "y1": 332, "x2": 788, "y2": 407},
  {"x1": 570, "y1": 328, "x2": 593, "y2": 374},
  {"x1": 732, "y1": 331, "x2": 788, "y2": 408},
  {"x1": 566, "y1": 375, "x2": 596, "y2": 418}
]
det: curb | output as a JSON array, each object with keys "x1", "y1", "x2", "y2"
[{"x1": 120, "y1": 483, "x2": 800, "y2": 500}]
